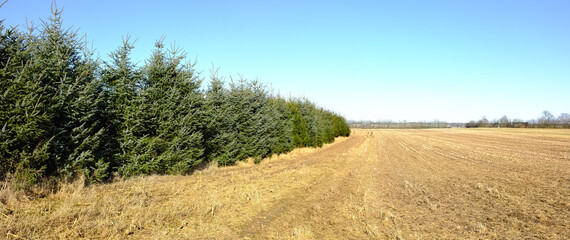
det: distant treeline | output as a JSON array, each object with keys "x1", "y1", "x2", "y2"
[
  {"x1": 466, "y1": 111, "x2": 570, "y2": 128},
  {"x1": 0, "y1": 11, "x2": 350, "y2": 185},
  {"x1": 349, "y1": 120, "x2": 459, "y2": 129},
  {"x1": 350, "y1": 111, "x2": 570, "y2": 129}
]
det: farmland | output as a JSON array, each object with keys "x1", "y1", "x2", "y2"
[{"x1": 2, "y1": 129, "x2": 569, "y2": 239}]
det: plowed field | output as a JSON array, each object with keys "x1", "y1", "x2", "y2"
[{"x1": 2, "y1": 129, "x2": 569, "y2": 239}]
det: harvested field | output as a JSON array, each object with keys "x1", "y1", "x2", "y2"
[{"x1": 1, "y1": 129, "x2": 569, "y2": 239}]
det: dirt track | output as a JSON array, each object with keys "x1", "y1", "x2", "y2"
[
  {"x1": 238, "y1": 128, "x2": 570, "y2": 239},
  {"x1": 2, "y1": 129, "x2": 570, "y2": 239}
]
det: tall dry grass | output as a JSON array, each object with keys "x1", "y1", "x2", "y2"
[{"x1": 0, "y1": 139, "x2": 349, "y2": 239}]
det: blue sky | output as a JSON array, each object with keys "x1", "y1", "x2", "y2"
[{"x1": 2, "y1": 0, "x2": 569, "y2": 122}]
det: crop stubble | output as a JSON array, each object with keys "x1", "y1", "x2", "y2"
[{"x1": 1, "y1": 129, "x2": 569, "y2": 239}]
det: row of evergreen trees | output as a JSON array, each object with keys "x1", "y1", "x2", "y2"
[{"x1": 0, "y1": 11, "x2": 350, "y2": 184}]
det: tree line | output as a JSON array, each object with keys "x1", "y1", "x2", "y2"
[
  {"x1": 0, "y1": 10, "x2": 350, "y2": 186},
  {"x1": 348, "y1": 120, "x2": 456, "y2": 129},
  {"x1": 349, "y1": 111, "x2": 570, "y2": 129},
  {"x1": 466, "y1": 111, "x2": 570, "y2": 128}
]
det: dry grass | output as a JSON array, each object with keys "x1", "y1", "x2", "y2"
[{"x1": 1, "y1": 129, "x2": 569, "y2": 239}]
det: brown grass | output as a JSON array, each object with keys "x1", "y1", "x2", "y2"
[{"x1": 1, "y1": 129, "x2": 569, "y2": 239}]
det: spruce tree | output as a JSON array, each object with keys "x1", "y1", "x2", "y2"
[
  {"x1": 288, "y1": 100, "x2": 310, "y2": 147},
  {"x1": 1, "y1": 7, "x2": 352, "y2": 182},
  {"x1": 0, "y1": 9, "x2": 112, "y2": 183},
  {"x1": 266, "y1": 97, "x2": 294, "y2": 156},
  {"x1": 203, "y1": 68, "x2": 227, "y2": 163},
  {"x1": 26, "y1": 9, "x2": 110, "y2": 181},
  {"x1": 119, "y1": 39, "x2": 205, "y2": 176},
  {"x1": 100, "y1": 37, "x2": 141, "y2": 175},
  {"x1": 0, "y1": 20, "x2": 50, "y2": 183}
]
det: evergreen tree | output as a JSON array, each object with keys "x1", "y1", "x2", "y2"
[
  {"x1": 100, "y1": 36, "x2": 141, "y2": 176},
  {"x1": 1, "y1": 8, "x2": 351, "y2": 183},
  {"x1": 0, "y1": 9, "x2": 112, "y2": 183},
  {"x1": 266, "y1": 97, "x2": 294, "y2": 156},
  {"x1": 288, "y1": 101, "x2": 310, "y2": 147},
  {"x1": 119, "y1": 39, "x2": 205, "y2": 176},
  {"x1": 203, "y1": 68, "x2": 227, "y2": 163},
  {"x1": 0, "y1": 20, "x2": 50, "y2": 182},
  {"x1": 28, "y1": 10, "x2": 110, "y2": 181}
]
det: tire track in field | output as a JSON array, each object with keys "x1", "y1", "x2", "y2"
[
  {"x1": 238, "y1": 132, "x2": 381, "y2": 238},
  {"x1": 237, "y1": 128, "x2": 570, "y2": 239}
]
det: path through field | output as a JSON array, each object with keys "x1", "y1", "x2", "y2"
[{"x1": 2, "y1": 129, "x2": 570, "y2": 239}]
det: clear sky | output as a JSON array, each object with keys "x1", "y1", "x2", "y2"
[{"x1": 2, "y1": 0, "x2": 569, "y2": 122}]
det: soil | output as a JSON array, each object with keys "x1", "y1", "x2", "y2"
[{"x1": 2, "y1": 128, "x2": 569, "y2": 239}]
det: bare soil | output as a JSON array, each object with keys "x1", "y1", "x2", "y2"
[{"x1": 2, "y1": 129, "x2": 569, "y2": 239}]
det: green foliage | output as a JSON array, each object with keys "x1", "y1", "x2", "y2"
[
  {"x1": 287, "y1": 99, "x2": 350, "y2": 148},
  {"x1": 267, "y1": 97, "x2": 294, "y2": 154},
  {"x1": 0, "y1": 9, "x2": 113, "y2": 183},
  {"x1": 0, "y1": 20, "x2": 49, "y2": 179},
  {"x1": 25, "y1": 10, "x2": 111, "y2": 182},
  {"x1": 288, "y1": 101, "x2": 310, "y2": 147},
  {"x1": 0, "y1": 8, "x2": 351, "y2": 184},
  {"x1": 117, "y1": 40, "x2": 205, "y2": 176},
  {"x1": 204, "y1": 78, "x2": 299, "y2": 166},
  {"x1": 6, "y1": 165, "x2": 46, "y2": 190}
]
